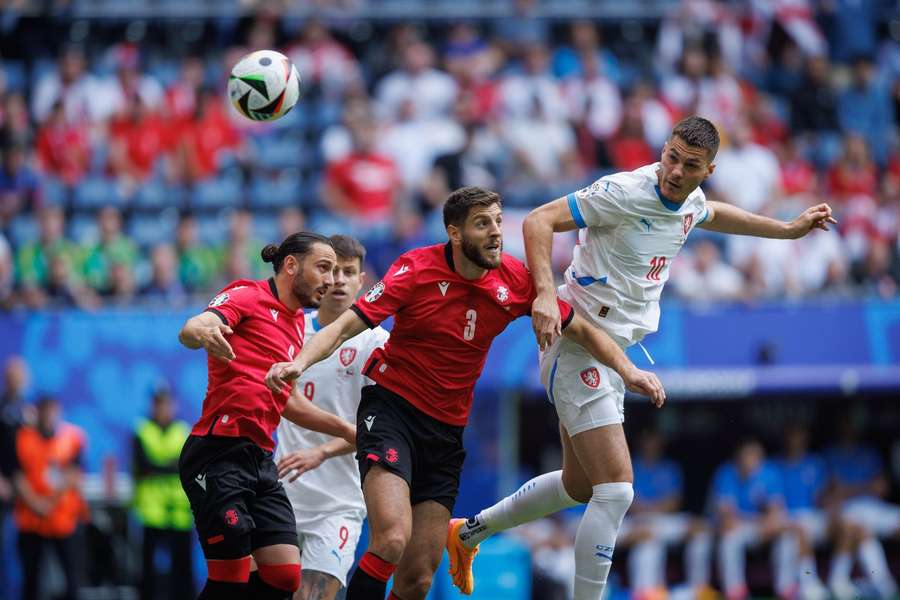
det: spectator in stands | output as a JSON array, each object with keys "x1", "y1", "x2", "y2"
[
  {"x1": 709, "y1": 116, "x2": 782, "y2": 214},
  {"x1": 15, "y1": 205, "x2": 77, "y2": 302},
  {"x1": 141, "y1": 244, "x2": 187, "y2": 306},
  {"x1": 277, "y1": 206, "x2": 305, "y2": 241},
  {"x1": 287, "y1": 19, "x2": 363, "y2": 101},
  {"x1": 175, "y1": 213, "x2": 220, "y2": 293},
  {"x1": 850, "y1": 236, "x2": 899, "y2": 298},
  {"x1": 492, "y1": 0, "x2": 549, "y2": 52},
  {"x1": 606, "y1": 95, "x2": 655, "y2": 171},
  {"x1": 106, "y1": 43, "x2": 165, "y2": 114},
  {"x1": 820, "y1": 0, "x2": 880, "y2": 64},
  {"x1": 442, "y1": 23, "x2": 499, "y2": 120},
  {"x1": 553, "y1": 20, "x2": 623, "y2": 85},
  {"x1": 655, "y1": 0, "x2": 742, "y2": 77},
  {"x1": 661, "y1": 45, "x2": 708, "y2": 119},
  {"x1": 14, "y1": 395, "x2": 87, "y2": 600},
  {"x1": 108, "y1": 92, "x2": 172, "y2": 187},
  {"x1": 712, "y1": 438, "x2": 825, "y2": 600},
  {"x1": 619, "y1": 430, "x2": 713, "y2": 599},
  {"x1": 43, "y1": 252, "x2": 99, "y2": 310},
  {"x1": 323, "y1": 115, "x2": 401, "y2": 226},
  {"x1": 320, "y1": 93, "x2": 373, "y2": 163},
  {"x1": 132, "y1": 387, "x2": 194, "y2": 600},
  {"x1": 672, "y1": 239, "x2": 746, "y2": 302},
  {"x1": 838, "y1": 54, "x2": 895, "y2": 166},
  {"x1": 36, "y1": 100, "x2": 91, "y2": 187},
  {"x1": 2, "y1": 93, "x2": 33, "y2": 149},
  {"x1": 165, "y1": 56, "x2": 206, "y2": 125},
  {"x1": 827, "y1": 133, "x2": 879, "y2": 201},
  {"x1": 562, "y1": 48, "x2": 623, "y2": 166},
  {"x1": 790, "y1": 55, "x2": 841, "y2": 166},
  {"x1": 31, "y1": 45, "x2": 110, "y2": 124},
  {"x1": 227, "y1": 209, "x2": 265, "y2": 279},
  {"x1": 629, "y1": 80, "x2": 675, "y2": 151},
  {"x1": 81, "y1": 206, "x2": 139, "y2": 292},
  {"x1": 376, "y1": 39, "x2": 458, "y2": 121},
  {"x1": 499, "y1": 42, "x2": 568, "y2": 123},
  {"x1": 0, "y1": 140, "x2": 41, "y2": 223},
  {"x1": 101, "y1": 260, "x2": 137, "y2": 306},
  {"x1": 174, "y1": 88, "x2": 242, "y2": 184},
  {"x1": 0, "y1": 232, "x2": 13, "y2": 308},
  {"x1": 0, "y1": 356, "x2": 31, "y2": 595},
  {"x1": 825, "y1": 419, "x2": 899, "y2": 598}
]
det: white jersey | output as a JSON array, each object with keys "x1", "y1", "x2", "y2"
[
  {"x1": 275, "y1": 312, "x2": 389, "y2": 519},
  {"x1": 562, "y1": 163, "x2": 708, "y2": 345}
]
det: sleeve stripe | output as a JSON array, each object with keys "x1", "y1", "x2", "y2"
[
  {"x1": 697, "y1": 207, "x2": 709, "y2": 225},
  {"x1": 567, "y1": 193, "x2": 587, "y2": 229},
  {"x1": 350, "y1": 304, "x2": 375, "y2": 329},
  {"x1": 204, "y1": 308, "x2": 228, "y2": 325}
]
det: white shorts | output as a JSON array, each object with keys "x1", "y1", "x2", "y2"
[
  {"x1": 842, "y1": 498, "x2": 900, "y2": 537},
  {"x1": 295, "y1": 511, "x2": 364, "y2": 586},
  {"x1": 620, "y1": 512, "x2": 695, "y2": 544},
  {"x1": 540, "y1": 336, "x2": 625, "y2": 436},
  {"x1": 789, "y1": 508, "x2": 829, "y2": 544}
]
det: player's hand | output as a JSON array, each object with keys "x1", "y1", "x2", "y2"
[
  {"x1": 620, "y1": 366, "x2": 666, "y2": 408},
  {"x1": 265, "y1": 361, "x2": 303, "y2": 393},
  {"x1": 531, "y1": 292, "x2": 562, "y2": 351},
  {"x1": 201, "y1": 323, "x2": 235, "y2": 362},
  {"x1": 277, "y1": 447, "x2": 326, "y2": 482},
  {"x1": 787, "y1": 203, "x2": 838, "y2": 238}
]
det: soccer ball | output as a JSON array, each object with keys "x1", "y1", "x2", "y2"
[{"x1": 228, "y1": 50, "x2": 301, "y2": 122}]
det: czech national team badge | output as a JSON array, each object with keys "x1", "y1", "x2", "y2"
[
  {"x1": 682, "y1": 214, "x2": 693, "y2": 237},
  {"x1": 580, "y1": 367, "x2": 601, "y2": 389},
  {"x1": 340, "y1": 347, "x2": 357, "y2": 367},
  {"x1": 365, "y1": 281, "x2": 385, "y2": 303},
  {"x1": 496, "y1": 285, "x2": 509, "y2": 303}
]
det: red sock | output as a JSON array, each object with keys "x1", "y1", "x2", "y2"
[
  {"x1": 347, "y1": 552, "x2": 397, "y2": 599},
  {"x1": 358, "y1": 551, "x2": 397, "y2": 582}
]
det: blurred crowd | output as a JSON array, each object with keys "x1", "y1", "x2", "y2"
[{"x1": 0, "y1": 0, "x2": 898, "y2": 310}]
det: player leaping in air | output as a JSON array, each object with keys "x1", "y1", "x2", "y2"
[
  {"x1": 265, "y1": 186, "x2": 665, "y2": 600},
  {"x1": 274, "y1": 235, "x2": 389, "y2": 600},
  {"x1": 177, "y1": 233, "x2": 357, "y2": 600},
  {"x1": 448, "y1": 116, "x2": 837, "y2": 600}
]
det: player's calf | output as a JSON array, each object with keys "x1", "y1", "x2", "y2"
[{"x1": 573, "y1": 482, "x2": 634, "y2": 600}]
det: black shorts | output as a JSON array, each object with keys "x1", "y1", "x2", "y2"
[
  {"x1": 356, "y1": 384, "x2": 466, "y2": 513},
  {"x1": 179, "y1": 435, "x2": 298, "y2": 559}
]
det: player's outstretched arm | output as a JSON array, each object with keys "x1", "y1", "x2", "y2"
[
  {"x1": 281, "y1": 388, "x2": 356, "y2": 446},
  {"x1": 276, "y1": 438, "x2": 354, "y2": 482},
  {"x1": 265, "y1": 309, "x2": 368, "y2": 393},
  {"x1": 700, "y1": 200, "x2": 837, "y2": 239},
  {"x1": 178, "y1": 311, "x2": 235, "y2": 361},
  {"x1": 523, "y1": 198, "x2": 581, "y2": 350},
  {"x1": 562, "y1": 313, "x2": 666, "y2": 407}
]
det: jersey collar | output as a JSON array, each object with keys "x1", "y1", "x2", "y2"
[
  {"x1": 310, "y1": 313, "x2": 321, "y2": 332},
  {"x1": 654, "y1": 185, "x2": 683, "y2": 212},
  {"x1": 444, "y1": 242, "x2": 455, "y2": 272},
  {"x1": 267, "y1": 277, "x2": 279, "y2": 300}
]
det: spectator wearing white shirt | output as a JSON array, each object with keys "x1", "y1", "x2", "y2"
[
  {"x1": 375, "y1": 40, "x2": 458, "y2": 121},
  {"x1": 32, "y1": 46, "x2": 114, "y2": 125},
  {"x1": 673, "y1": 239, "x2": 746, "y2": 302}
]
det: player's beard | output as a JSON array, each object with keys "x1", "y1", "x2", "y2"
[
  {"x1": 291, "y1": 271, "x2": 326, "y2": 308},
  {"x1": 461, "y1": 236, "x2": 502, "y2": 270}
]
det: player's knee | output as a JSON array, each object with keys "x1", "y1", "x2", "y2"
[
  {"x1": 206, "y1": 556, "x2": 252, "y2": 583},
  {"x1": 370, "y1": 529, "x2": 409, "y2": 564},
  {"x1": 257, "y1": 563, "x2": 301, "y2": 592},
  {"x1": 589, "y1": 482, "x2": 634, "y2": 517}
]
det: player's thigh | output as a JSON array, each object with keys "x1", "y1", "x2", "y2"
[
  {"x1": 250, "y1": 454, "x2": 301, "y2": 560},
  {"x1": 393, "y1": 500, "x2": 452, "y2": 600},
  {"x1": 560, "y1": 422, "x2": 592, "y2": 503},
  {"x1": 362, "y1": 465, "x2": 413, "y2": 544},
  {"x1": 295, "y1": 512, "x2": 364, "y2": 587},
  {"x1": 569, "y1": 421, "x2": 633, "y2": 485}
]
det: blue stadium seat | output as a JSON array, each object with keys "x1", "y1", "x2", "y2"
[
  {"x1": 128, "y1": 212, "x2": 178, "y2": 248},
  {"x1": 253, "y1": 136, "x2": 306, "y2": 170},
  {"x1": 74, "y1": 177, "x2": 125, "y2": 209},
  {"x1": 248, "y1": 171, "x2": 302, "y2": 210},
  {"x1": 9, "y1": 215, "x2": 37, "y2": 249},
  {"x1": 191, "y1": 177, "x2": 242, "y2": 210},
  {"x1": 195, "y1": 213, "x2": 228, "y2": 246},
  {"x1": 41, "y1": 178, "x2": 68, "y2": 208},
  {"x1": 68, "y1": 213, "x2": 98, "y2": 245},
  {"x1": 252, "y1": 213, "x2": 280, "y2": 245},
  {"x1": 2, "y1": 60, "x2": 27, "y2": 93},
  {"x1": 132, "y1": 181, "x2": 171, "y2": 210}
]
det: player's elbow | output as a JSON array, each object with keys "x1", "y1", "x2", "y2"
[{"x1": 523, "y1": 206, "x2": 552, "y2": 235}]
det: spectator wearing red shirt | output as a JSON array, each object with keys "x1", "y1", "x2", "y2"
[
  {"x1": 36, "y1": 101, "x2": 91, "y2": 186},
  {"x1": 175, "y1": 89, "x2": 242, "y2": 183},
  {"x1": 828, "y1": 134, "x2": 878, "y2": 201},
  {"x1": 609, "y1": 97, "x2": 656, "y2": 171},
  {"x1": 108, "y1": 92, "x2": 172, "y2": 185},
  {"x1": 323, "y1": 118, "x2": 400, "y2": 221}
]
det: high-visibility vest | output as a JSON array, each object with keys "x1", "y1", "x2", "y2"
[
  {"x1": 14, "y1": 423, "x2": 87, "y2": 538},
  {"x1": 132, "y1": 419, "x2": 193, "y2": 531}
]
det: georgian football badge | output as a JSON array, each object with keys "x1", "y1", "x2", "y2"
[
  {"x1": 496, "y1": 285, "x2": 509, "y2": 303},
  {"x1": 340, "y1": 347, "x2": 357, "y2": 367},
  {"x1": 580, "y1": 367, "x2": 601, "y2": 389},
  {"x1": 364, "y1": 281, "x2": 385, "y2": 303},
  {"x1": 208, "y1": 293, "x2": 229, "y2": 307}
]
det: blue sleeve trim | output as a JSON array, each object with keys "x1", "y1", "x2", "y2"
[
  {"x1": 567, "y1": 193, "x2": 587, "y2": 229},
  {"x1": 697, "y1": 207, "x2": 709, "y2": 225}
]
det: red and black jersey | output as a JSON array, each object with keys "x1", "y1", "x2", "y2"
[
  {"x1": 192, "y1": 278, "x2": 305, "y2": 451},
  {"x1": 351, "y1": 243, "x2": 573, "y2": 426}
]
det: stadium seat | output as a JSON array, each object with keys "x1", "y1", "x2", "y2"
[
  {"x1": 252, "y1": 136, "x2": 306, "y2": 171},
  {"x1": 191, "y1": 176, "x2": 242, "y2": 210},
  {"x1": 9, "y1": 215, "x2": 37, "y2": 248},
  {"x1": 2, "y1": 60, "x2": 27, "y2": 93},
  {"x1": 252, "y1": 213, "x2": 280, "y2": 244},
  {"x1": 195, "y1": 213, "x2": 228, "y2": 246},
  {"x1": 248, "y1": 171, "x2": 302, "y2": 210},
  {"x1": 132, "y1": 181, "x2": 171, "y2": 210},
  {"x1": 68, "y1": 213, "x2": 98, "y2": 245},
  {"x1": 74, "y1": 177, "x2": 126, "y2": 209},
  {"x1": 41, "y1": 178, "x2": 68, "y2": 208},
  {"x1": 128, "y1": 211, "x2": 178, "y2": 249}
]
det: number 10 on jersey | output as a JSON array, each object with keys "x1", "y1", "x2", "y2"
[{"x1": 646, "y1": 256, "x2": 667, "y2": 281}]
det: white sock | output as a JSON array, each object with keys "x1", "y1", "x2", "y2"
[
  {"x1": 458, "y1": 470, "x2": 580, "y2": 548},
  {"x1": 573, "y1": 482, "x2": 633, "y2": 600},
  {"x1": 798, "y1": 554, "x2": 825, "y2": 595},
  {"x1": 773, "y1": 533, "x2": 798, "y2": 596},
  {"x1": 630, "y1": 540, "x2": 664, "y2": 591},
  {"x1": 718, "y1": 529, "x2": 748, "y2": 594},
  {"x1": 685, "y1": 530, "x2": 712, "y2": 587},
  {"x1": 828, "y1": 552, "x2": 852, "y2": 588},
  {"x1": 858, "y1": 537, "x2": 898, "y2": 597}
]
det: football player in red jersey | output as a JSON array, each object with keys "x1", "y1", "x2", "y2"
[
  {"x1": 265, "y1": 188, "x2": 665, "y2": 600},
  {"x1": 177, "y1": 232, "x2": 357, "y2": 600}
]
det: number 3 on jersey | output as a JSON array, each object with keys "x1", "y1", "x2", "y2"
[
  {"x1": 646, "y1": 256, "x2": 667, "y2": 281},
  {"x1": 463, "y1": 309, "x2": 477, "y2": 341}
]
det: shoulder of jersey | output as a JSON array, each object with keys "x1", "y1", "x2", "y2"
[
  {"x1": 499, "y1": 253, "x2": 530, "y2": 280},
  {"x1": 394, "y1": 244, "x2": 444, "y2": 271},
  {"x1": 220, "y1": 278, "x2": 260, "y2": 294}
]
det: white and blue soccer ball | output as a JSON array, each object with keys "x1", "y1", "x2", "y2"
[{"x1": 228, "y1": 50, "x2": 301, "y2": 122}]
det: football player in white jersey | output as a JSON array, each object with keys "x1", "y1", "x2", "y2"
[
  {"x1": 448, "y1": 116, "x2": 838, "y2": 600},
  {"x1": 274, "y1": 235, "x2": 389, "y2": 600}
]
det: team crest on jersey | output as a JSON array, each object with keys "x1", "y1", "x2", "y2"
[
  {"x1": 224, "y1": 508, "x2": 240, "y2": 527},
  {"x1": 340, "y1": 347, "x2": 357, "y2": 367},
  {"x1": 580, "y1": 367, "x2": 601, "y2": 389},
  {"x1": 208, "y1": 293, "x2": 229, "y2": 307},
  {"x1": 364, "y1": 281, "x2": 385, "y2": 303},
  {"x1": 682, "y1": 214, "x2": 694, "y2": 236},
  {"x1": 386, "y1": 448, "x2": 399, "y2": 463},
  {"x1": 496, "y1": 285, "x2": 509, "y2": 303}
]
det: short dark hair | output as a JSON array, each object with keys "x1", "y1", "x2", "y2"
[
  {"x1": 261, "y1": 231, "x2": 333, "y2": 273},
  {"x1": 329, "y1": 234, "x2": 366, "y2": 269},
  {"x1": 671, "y1": 116, "x2": 720, "y2": 159},
  {"x1": 443, "y1": 186, "x2": 502, "y2": 228}
]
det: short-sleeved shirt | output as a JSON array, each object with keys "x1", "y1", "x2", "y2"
[
  {"x1": 562, "y1": 163, "x2": 708, "y2": 344},
  {"x1": 633, "y1": 457, "x2": 683, "y2": 504},
  {"x1": 325, "y1": 152, "x2": 399, "y2": 218},
  {"x1": 826, "y1": 445, "x2": 883, "y2": 495},
  {"x1": 191, "y1": 278, "x2": 305, "y2": 451},
  {"x1": 351, "y1": 243, "x2": 574, "y2": 426},
  {"x1": 275, "y1": 312, "x2": 389, "y2": 519},
  {"x1": 712, "y1": 461, "x2": 783, "y2": 517},
  {"x1": 776, "y1": 454, "x2": 828, "y2": 511}
]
